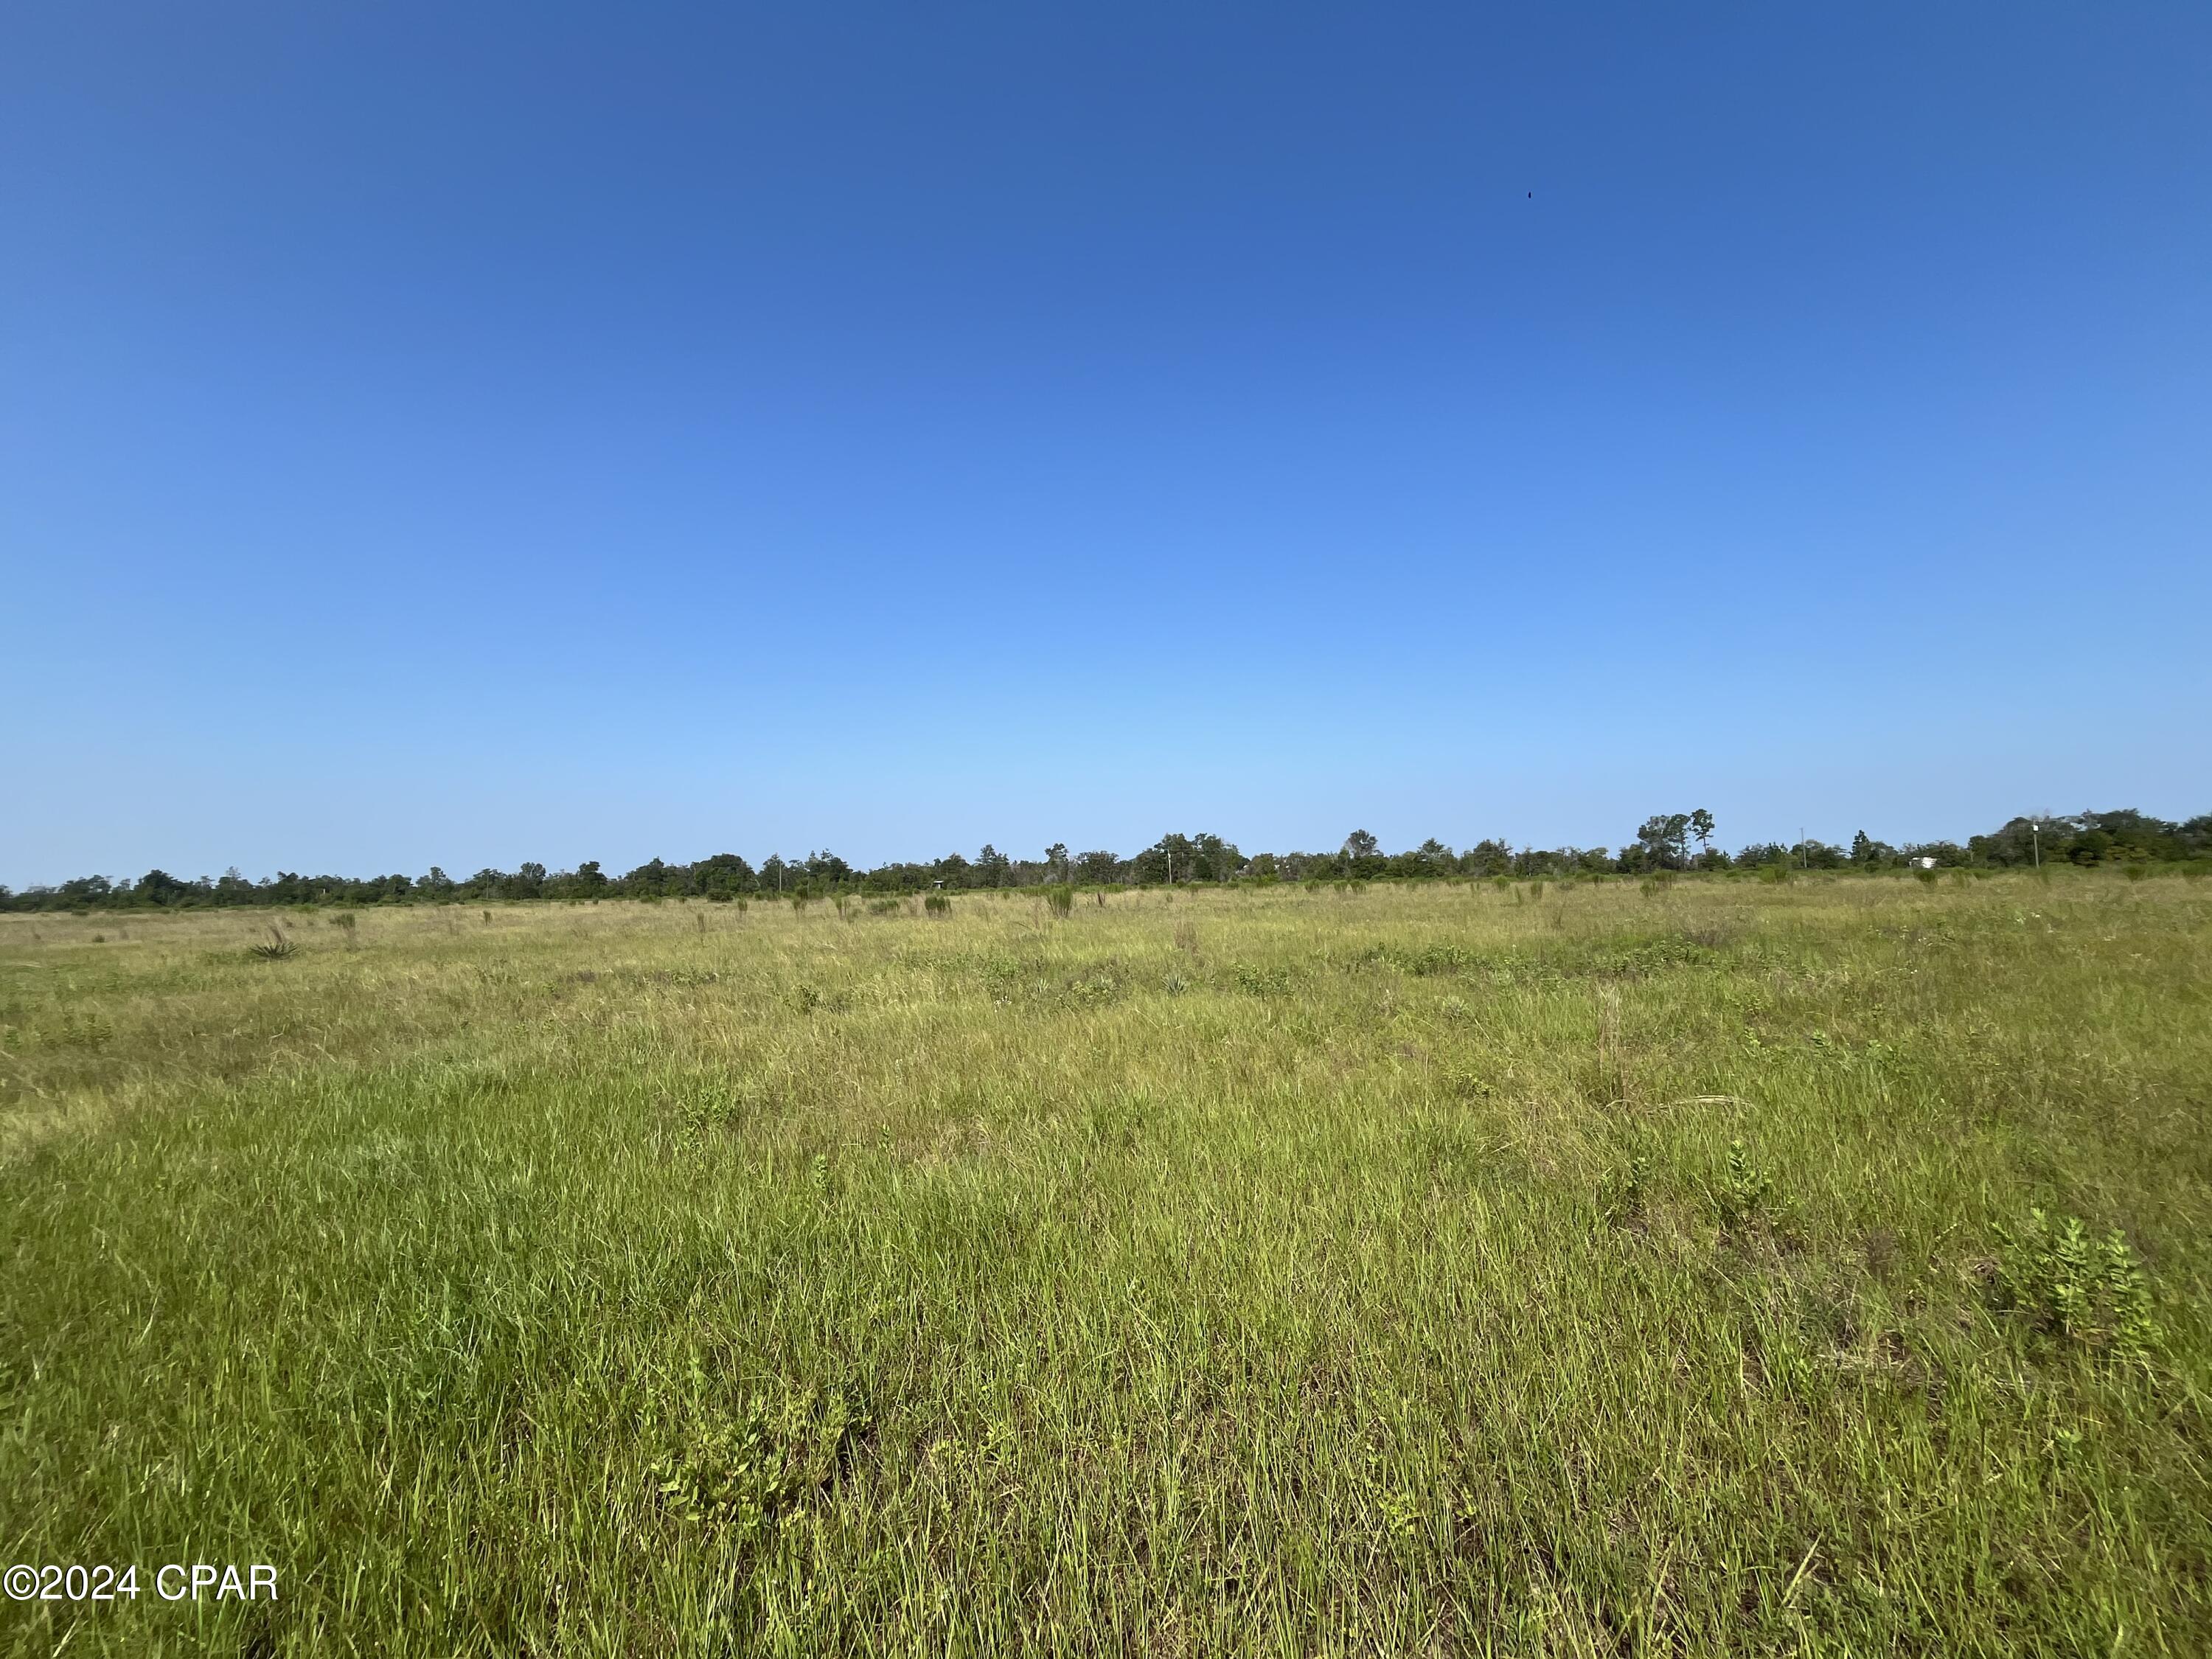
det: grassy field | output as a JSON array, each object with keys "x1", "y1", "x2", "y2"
[{"x1": 2, "y1": 874, "x2": 2208, "y2": 1655}]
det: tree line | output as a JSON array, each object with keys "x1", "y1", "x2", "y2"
[{"x1": 5, "y1": 807, "x2": 2205, "y2": 913}]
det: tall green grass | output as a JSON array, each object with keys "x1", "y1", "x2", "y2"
[{"x1": 2, "y1": 874, "x2": 2208, "y2": 1653}]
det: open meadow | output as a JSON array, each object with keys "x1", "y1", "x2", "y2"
[{"x1": 3, "y1": 874, "x2": 2209, "y2": 1655}]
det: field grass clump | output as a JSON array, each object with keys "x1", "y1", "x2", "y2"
[{"x1": 2, "y1": 873, "x2": 2210, "y2": 1653}]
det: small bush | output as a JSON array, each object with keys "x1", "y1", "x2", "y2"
[
  {"x1": 924, "y1": 893, "x2": 951, "y2": 917},
  {"x1": 650, "y1": 1376, "x2": 868, "y2": 1540},
  {"x1": 1991, "y1": 1208, "x2": 2160, "y2": 1363},
  {"x1": 1598, "y1": 1153, "x2": 1650, "y2": 1229},
  {"x1": 1044, "y1": 884, "x2": 1074, "y2": 918},
  {"x1": 1715, "y1": 1139, "x2": 1773, "y2": 1230}
]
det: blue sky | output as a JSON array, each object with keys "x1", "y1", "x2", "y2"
[{"x1": 4, "y1": 3, "x2": 2207, "y2": 884}]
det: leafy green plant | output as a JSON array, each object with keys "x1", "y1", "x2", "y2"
[
  {"x1": 649, "y1": 1377, "x2": 868, "y2": 1540},
  {"x1": 1044, "y1": 884, "x2": 1074, "y2": 918},
  {"x1": 1991, "y1": 1208, "x2": 2161, "y2": 1363},
  {"x1": 1597, "y1": 1152, "x2": 1650, "y2": 1229},
  {"x1": 924, "y1": 892, "x2": 951, "y2": 917},
  {"x1": 1716, "y1": 1139, "x2": 1773, "y2": 1230},
  {"x1": 57, "y1": 1009, "x2": 114, "y2": 1049}
]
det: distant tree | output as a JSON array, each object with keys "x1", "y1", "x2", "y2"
[
  {"x1": 1045, "y1": 843, "x2": 1069, "y2": 882},
  {"x1": 1733, "y1": 843, "x2": 1790, "y2": 869},
  {"x1": 1189, "y1": 832, "x2": 1240, "y2": 882},
  {"x1": 1074, "y1": 849, "x2": 1119, "y2": 885},
  {"x1": 1791, "y1": 838, "x2": 1846, "y2": 870},
  {"x1": 136, "y1": 869, "x2": 192, "y2": 906},
  {"x1": 1133, "y1": 834, "x2": 1197, "y2": 885},
  {"x1": 1336, "y1": 830, "x2": 1385, "y2": 879},
  {"x1": 692, "y1": 853, "x2": 754, "y2": 897},
  {"x1": 622, "y1": 858, "x2": 671, "y2": 897},
  {"x1": 1849, "y1": 831, "x2": 1899, "y2": 868},
  {"x1": 1690, "y1": 809, "x2": 1715, "y2": 858},
  {"x1": 1633, "y1": 816, "x2": 1691, "y2": 872},
  {"x1": 1461, "y1": 838, "x2": 1513, "y2": 878},
  {"x1": 975, "y1": 845, "x2": 1012, "y2": 887}
]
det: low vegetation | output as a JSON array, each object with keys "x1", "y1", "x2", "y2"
[{"x1": 2, "y1": 873, "x2": 2208, "y2": 1652}]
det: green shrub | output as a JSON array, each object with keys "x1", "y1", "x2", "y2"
[{"x1": 1991, "y1": 1209, "x2": 2160, "y2": 1363}]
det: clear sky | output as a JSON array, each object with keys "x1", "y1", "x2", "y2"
[{"x1": 4, "y1": 4, "x2": 2207, "y2": 885}]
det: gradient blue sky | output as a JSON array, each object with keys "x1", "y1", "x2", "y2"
[{"x1": 4, "y1": 4, "x2": 2207, "y2": 884}]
